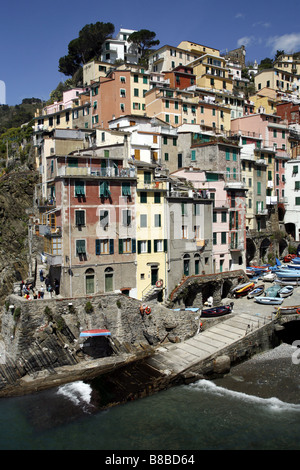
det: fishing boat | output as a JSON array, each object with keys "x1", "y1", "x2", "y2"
[
  {"x1": 276, "y1": 269, "x2": 300, "y2": 279},
  {"x1": 254, "y1": 296, "x2": 284, "y2": 305},
  {"x1": 201, "y1": 303, "x2": 234, "y2": 318},
  {"x1": 290, "y1": 257, "x2": 300, "y2": 265},
  {"x1": 247, "y1": 284, "x2": 265, "y2": 299},
  {"x1": 261, "y1": 272, "x2": 276, "y2": 282},
  {"x1": 265, "y1": 284, "x2": 281, "y2": 297},
  {"x1": 278, "y1": 285, "x2": 294, "y2": 298},
  {"x1": 274, "y1": 305, "x2": 300, "y2": 315},
  {"x1": 79, "y1": 329, "x2": 111, "y2": 337},
  {"x1": 275, "y1": 279, "x2": 300, "y2": 286},
  {"x1": 232, "y1": 282, "x2": 255, "y2": 297}
]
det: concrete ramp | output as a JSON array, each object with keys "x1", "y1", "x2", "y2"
[{"x1": 146, "y1": 312, "x2": 272, "y2": 375}]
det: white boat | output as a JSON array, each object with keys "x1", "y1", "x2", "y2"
[
  {"x1": 261, "y1": 272, "x2": 276, "y2": 282},
  {"x1": 275, "y1": 279, "x2": 300, "y2": 286},
  {"x1": 278, "y1": 285, "x2": 294, "y2": 298},
  {"x1": 254, "y1": 296, "x2": 284, "y2": 305}
]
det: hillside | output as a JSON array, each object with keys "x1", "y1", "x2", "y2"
[
  {"x1": 0, "y1": 98, "x2": 43, "y2": 135},
  {"x1": 0, "y1": 170, "x2": 39, "y2": 304}
]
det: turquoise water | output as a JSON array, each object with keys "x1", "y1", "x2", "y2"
[{"x1": 1, "y1": 351, "x2": 300, "y2": 451}]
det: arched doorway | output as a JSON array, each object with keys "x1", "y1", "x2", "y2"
[
  {"x1": 183, "y1": 254, "x2": 190, "y2": 277},
  {"x1": 246, "y1": 238, "x2": 256, "y2": 265},
  {"x1": 104, "y1": 267, "x2": 114, "y2": 292},
  {"x1": 85, "y1": 268, "x2": 95, "y2": 294},
  {"x1": 260, "y1": 238, "x2": 271, "y2": 262}
]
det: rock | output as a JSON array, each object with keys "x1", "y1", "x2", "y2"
[{"x1": 213, "y1": 355, "x2": 231, "y2": 374}]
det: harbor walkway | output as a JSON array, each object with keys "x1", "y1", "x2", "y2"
[{"x1": 146, "y1": 310, "x2": 272, "y2": 376}]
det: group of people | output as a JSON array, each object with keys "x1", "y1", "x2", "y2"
[{"x1": 21, "y1": 272, "x2": 60, "y2": 300}]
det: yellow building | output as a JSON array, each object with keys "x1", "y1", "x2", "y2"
[
  {"x1": 135, "y1": 162, "x2": 168, "y2": 302},
  {"x1": 177, "y1": 41, "x2": 220, "y2": 57},
  {"x1": 254, "y1": 68, "x2": 297, "y2": 94},
  {"x1": 249, "y1": 88, "x2": 277, "y2": 114},
  {"x1": 190, "y1": 54, "x2": 233, "y2": 93}
]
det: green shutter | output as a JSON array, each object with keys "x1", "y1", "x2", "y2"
[
  {"x1": 100, "y1": 181, "x2": 110, "y2": 197},
  {"x1": 109, "y1": 239, "x2": 114, "y2": 254},
  {"x1": 77, "y1": 240, "x2": 86, "y2": 254},
  {"x1": 95, "y1": 239, "x2": 101, "y2": 255},
  {"x1": 154, "y1": 192, "x2": 161, "y2": 203},
  {"x1": 76, "y1": 210, "x2": 85, "y2": 226},
  {"x1": 164, "y1": 239, "x2": 168, "y2": 252},
  {"x1": 132, "y1": 238, "x2": 136, "y2": 253},
  {"x1": 119, "y1": 239, "x2": 123, "y2": 254},
  {"x1": 154, "y1": 240, "x2": 157, "y2": 252},
  {"x1": 75, "y1": 181, "x2": 85, "y2": 196},
  {"x1": 122, "y1": 182, "x2": 131, "y2": 196},
  {"x1": 147, "y1": 240, "x2": 151, "y2": 253},
  {"x1": 137, "y1": 241, "x2": 142, "y2": 254}
]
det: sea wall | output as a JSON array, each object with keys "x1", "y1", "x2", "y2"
[{"x1": 0, "y1": 292, "x2": 199, "y2": 396}]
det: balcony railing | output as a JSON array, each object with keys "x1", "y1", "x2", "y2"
[{"x1": 57, "y1": 166, "x2": 136, "y2": 178}]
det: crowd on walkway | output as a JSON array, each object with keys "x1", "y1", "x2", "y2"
[{"x1": 20, "y1": 270, "x2": 60, "y2": 300}]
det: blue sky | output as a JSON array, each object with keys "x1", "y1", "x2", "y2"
[{"x1": 1, "y1": 0, "x2": 300, "y2": 105}]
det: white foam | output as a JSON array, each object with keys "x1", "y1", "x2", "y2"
[
  {"x1": 190, "y1": 379, "x2": 300, "y2": 412},
  {"x1": 57, "y1": 381, "x2": 93, "y2": 408}
]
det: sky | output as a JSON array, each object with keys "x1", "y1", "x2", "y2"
[{"x1": 1, "y1": 0, "x2": 300, "y2": 106}]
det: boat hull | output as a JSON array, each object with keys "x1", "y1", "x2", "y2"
[
  {"x1": 254, "y1": 296, "x2": 284, "y2": 305},
  {"x1": 247, "y1": 285, "x2": 265, "y2": 299},
  {"x1": 201, "y1": 303, "x2": 233, "y2": 318},
  {"x1": 274, "y1": 305, "x2": 300, "y2": 315}
]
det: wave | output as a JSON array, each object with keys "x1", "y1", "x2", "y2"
[
  {"x1": 56, "y1": 381, "x2": 94, "y2": 412},
  {"x1": 189, "y1": 379, "x2": 300, "y2": 412}
]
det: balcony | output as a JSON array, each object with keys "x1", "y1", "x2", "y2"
[{"x1": 57, "y1": 166, "x2": 136, "y2": 178}]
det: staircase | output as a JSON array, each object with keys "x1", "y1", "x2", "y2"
[
  {"x1": 35, "y1": 255, "x2": 51, "y2": 299},
  {"x1": 142, "y1": 283, "x2": 163, "y2": 302}
]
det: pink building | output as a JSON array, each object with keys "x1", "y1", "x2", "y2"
[{"x1": 171, "y1": 169, "x2": 247, "y2": 272}]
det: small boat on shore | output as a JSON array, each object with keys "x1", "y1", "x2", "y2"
[
  {"x1": 254, "y1": 296, "x2": 284, "y2": 305},
  {"x1": 261, "y1": 272, "x2": 276, "y2": 282},
  {"x1": 265, "y1": 284, "x2": 281, "y2": 297},
  {"x1": 274, "y1": 305, "x2": 300, "y2": 315},
  {"x1": 232, "y1": 282, "x2": 255, "y2": 297},
  {"x1": 201, "y1": 303, "x2": 234, "y2": 318},
  {"x1": 247, "y1": 284, "x2": 265, "y2": 299},
  {"x1": 278, "y1": 285, "x2": 294, "y2": 298}
]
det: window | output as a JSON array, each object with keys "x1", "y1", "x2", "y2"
[
  {"x1": 164, "y1": 153, "x2": 169, "y2": 161},
  {"x1": 213, "y1": 233, "x2": 217, "y2": 245},
  {"x1": 173, "y1": 138, "x2": 177, "y2": 146},
  {"x1": 191, "y1": 150, "x2": 196, "y2": 161},
  {"x1": 96, "y1": 239, "x2": 114, "y2": 255},
  {"x1": 75, "y1": 210, "x2": 85, "y2": 226},
  {"x1": 137, "y1": 240, "x2": 149, "y2": 253},
  {"x1": 122, "y1": 182, "x2": 131, "y2": 197},
  {"x1": 134, "y1": 74, "x2": 138, "y2": 82},
  {"x1": 154, "y1": 214, "x2": 161, "y2": 227},
  {"x1": 293, "y1": 166, "x2": 298, "y2": 174},
  {"x1": 226, "y1": 148, "x2": 230, "y2": 161},
  {"x1": 140, "y1": 214, "x2": 147, "y2": 227},
  {"x1": 122, "y1": 210, "x2": 131, "y2": 226},
  {"x1": 257, "y1": 182, "x2": 261, "y2": 195},
  {"x1": 182, "y1": 225, "x2": 187, "y2": 239},
  {"x1": 100, "y1": 210, "x2": 109, "y2": 229},
  {"x1": 120, "y1": 89, "x2": 126, "y2": 97},
  {"x1": 154, "y1": 192, "x2": 161, "y2": 203},
  {"x1": 76, "y1": 239, "x2": 86, "y2": 255},
  {"x1": 154, "y1": 240, "x2": 163, "y2": 252},
  {"x1": 99, "y1": 181, "x2": 110, "y2": 198},
  {"x1": 134, "y1": 88, "x2": 139, "y2": 97},
  {"x1": 144, "y1": 171, "x2": 151, "y2": 184},
  {"x1": 221, "y1": 211, "x2": 227, "y2": 222},
  {"x1": 221, "y1": 232, "x2": 227, "y2": 244},
  {"x1": 75, "y1": 181, "x2": 85, "y2": 197},
  {"x1": 119, "y1": 238, "x2": 136, "y2": 254},
  {"x1": 140, "y1": 192, "x2": 147, "y2": 203}
]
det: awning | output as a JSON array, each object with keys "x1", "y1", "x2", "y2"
[{"x1": 80, "y1": 329, "x2": 111, "y2": 337}]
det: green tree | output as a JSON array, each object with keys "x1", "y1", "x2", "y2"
[
  {"x1": 59, "y1": 22, "x2": 115, "y2": 76},
  {"x1": 127, "y1": 29, "x2": 160, "y2": 66},
  {"x1": 274, "y1": 50, "x2": 285, "y2": 61},
  {"x1": 258, "y1": 57, "x2": 273, "y2": 70}
]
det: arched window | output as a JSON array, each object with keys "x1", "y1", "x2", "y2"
[
  {"x1": 104, "y1": 267, "x2": 114, "y2": 292},
  {"x1": 85, "y1": 268, "x2": 95, "y2": 294}
]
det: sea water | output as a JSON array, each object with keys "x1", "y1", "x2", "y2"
[{"x1": 0, "y1": 344, "x2": 300, "y2": 451}]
